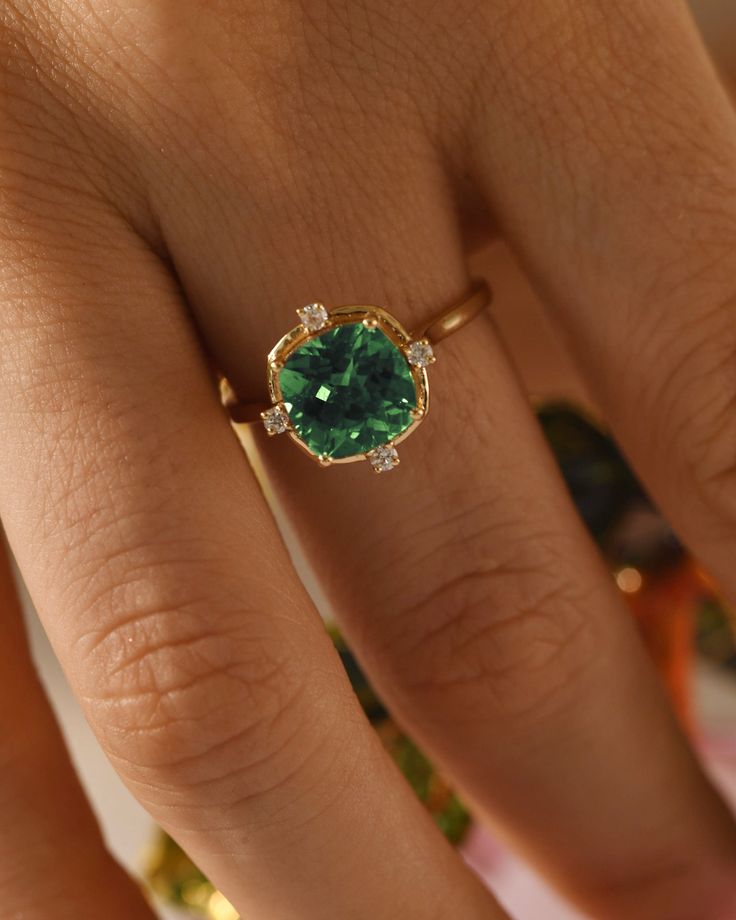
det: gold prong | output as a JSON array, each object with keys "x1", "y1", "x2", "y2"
[
  {"x1": 260, "y1": 405, "x2": 290, "y2": 436},
  {"x1": 297, "y1": 303, "x2": 329, "y2": 332},
  {"x1": 421, "y1": 341, "x2": 437, "y2": 363},
  {"x1": 410, "y1": 407, "x2": 423, "y2": 420},
  {"x1": 362, "y1": 316, "x2": 379, "y2": 329},
  {"x1": 405, "y1": 338, "x2": 436, "y2": 368},
  {"x1": 269, "y1": 359, "x2": 282, "y2": 372},
  {"x1": 377, "y1": 457, "x2": 400, "y2": 471},
  {"x1": 318, "y1": 455, "x2": 333, "y2": 467},
  {"x1": 366, "y1": 442, "x2": 400, "y2": 473}
]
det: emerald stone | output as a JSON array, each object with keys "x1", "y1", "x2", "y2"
[{"x1": 279, "y1": 322, "x2": 417, "y2": 459}]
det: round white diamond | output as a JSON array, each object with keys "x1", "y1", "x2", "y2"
[
  {"x1": 406, "y1": 340, "x2": 435, "y2": 367},
  {"x1": 368, "y1": 444, "x2": 399, "y2": 473},
  {"x1": 297, "y1": 303, "x2": 329, "y2": 332},
  {"x1": 262, "y1": 406, "x2": 289, "y2": 435}
]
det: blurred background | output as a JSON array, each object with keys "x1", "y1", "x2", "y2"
[{"x1": 18, "y1": 2, "x2": 736, "y2": 918}]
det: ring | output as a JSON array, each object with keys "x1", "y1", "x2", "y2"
[{"x1": 222, "y1": 280, "x2": 492, "y2": 473}]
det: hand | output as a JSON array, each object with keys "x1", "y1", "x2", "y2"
[{"x1": 1, "y1": 2, "x2": 735, "y2": 918}]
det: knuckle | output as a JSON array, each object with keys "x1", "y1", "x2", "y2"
[
  {"x1": 683, "y1": 322, "x2": 736, "y2": 495},
  {"x1": 643, "y1": 291, "x2": 736, "y2": 533},
  {"x1": 379, "y1": 525, "x2": 596, "y2": 724},
  {"x1": 69, "y1": 559, "x2": 311, "y2": 796}
]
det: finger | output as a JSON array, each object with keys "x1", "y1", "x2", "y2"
[
  {"x1": 147, "y1": 34, "x2": 736, "y2": 920},
  {"x1": 0, "y1": 537, "x2": 156, "y2": 919},
  {"x1": 0, "y1": 168, "x2": 503, "y2": 918},
  {"x1": 468, "y1": 1, "x2": 736, "y2": 604}
]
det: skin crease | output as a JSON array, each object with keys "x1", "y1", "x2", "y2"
[{"x1": 0, "y1": 1, "x2": 736, "y2": 918}]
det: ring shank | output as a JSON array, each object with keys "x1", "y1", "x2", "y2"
[{"x1": 416, "y1": 280, "x2": 492, "y2": 345}]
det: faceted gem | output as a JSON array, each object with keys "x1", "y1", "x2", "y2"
[
  {"x1": 262, "y1": 405, "x2": 289, "y2": 435},
  {"x1": 279, "y1": 322, "x2": 418, "y2": 459},
  {"x1": 406, "y1": 339, "x2": 435, "y2": 368},
  {"x1": 368, "y1": 444, "x2": 399, "y2": 473},
  {"x1": 297, "y1": 302, "x2": 329, "y2": 332}
]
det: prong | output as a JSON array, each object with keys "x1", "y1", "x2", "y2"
[
  {"x1": 318, "y1": 455, "x2": 333, "y2": 467},
  {"x1": 367, "y1": 443, "x2": 400, "y2": 473},
  {"x1": 261, "y1": 404, "x2": 290, "y2": 436},
  {"x1": 405, "y1": 339, "x2": 436, "y2": 368},
  {"x1": 269, "y1": 359, "x2": 283, "y2": 372},
  {"x1": 410, "y1": 407, "x2": 424, "y2": 420},
  {"x1": 425, "y1": 347, "x2": 437, "y2": 364},
  {"x1": 297, "y1": 303, "x2": 329, "y2": 332},
  {"x1": 362, "y1": 316, "x2": 379, "y2": 329}
]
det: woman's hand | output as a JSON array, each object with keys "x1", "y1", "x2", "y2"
[{"x1": 1, "y1": 2, "x2": 735, "y2": 918}]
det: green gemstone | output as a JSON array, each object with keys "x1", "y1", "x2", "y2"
[{"x1": 279, "y1": 322, "x2": 417, "y2": 459}]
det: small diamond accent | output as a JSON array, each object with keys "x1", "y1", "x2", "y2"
[
  {"x1": 297, "y1": 303, "x2": 329, "y2": 332},
  {"x1": 406, "y1": 340, "x2": 435, "y2": 367},
  {"x1": 262, "y1": 405, "x2": 289, "y2": 435},
  {"x1": 368, "y1": 444, "x2": 399, "y2": 473}
]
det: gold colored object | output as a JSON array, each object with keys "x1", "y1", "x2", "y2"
[
  {"x1": 221, "y1": 280, "x2": 492, "y2": 471},
  {"x1": 418, "y1": 281, "x2": 491, "y2": 344},
  {"x1": 268, "y1": 304, "x2": 429, "y2": 466}
]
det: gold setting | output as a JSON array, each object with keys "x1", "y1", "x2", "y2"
[
  {"x1": 264, "y1": 304, "x2": 429, "y2": 467},
  {"x1": 222, "y1": 280, "x2": 492, "y2": 472}
]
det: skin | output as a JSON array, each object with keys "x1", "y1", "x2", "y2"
[{"x1": 0, "y1": 0, "x2": 735, "y2": 917}]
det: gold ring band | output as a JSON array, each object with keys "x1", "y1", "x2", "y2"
[
  {"x1": 417, "y1": 280, "x2": 491, "y2": 344},
  {"x1": 222, "y1": 280, "x2": 492, "y2": 473}
]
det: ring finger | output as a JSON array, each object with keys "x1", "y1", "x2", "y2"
[{"x1": 0, "y1": 117, "x2": 504, "y2": 917}]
